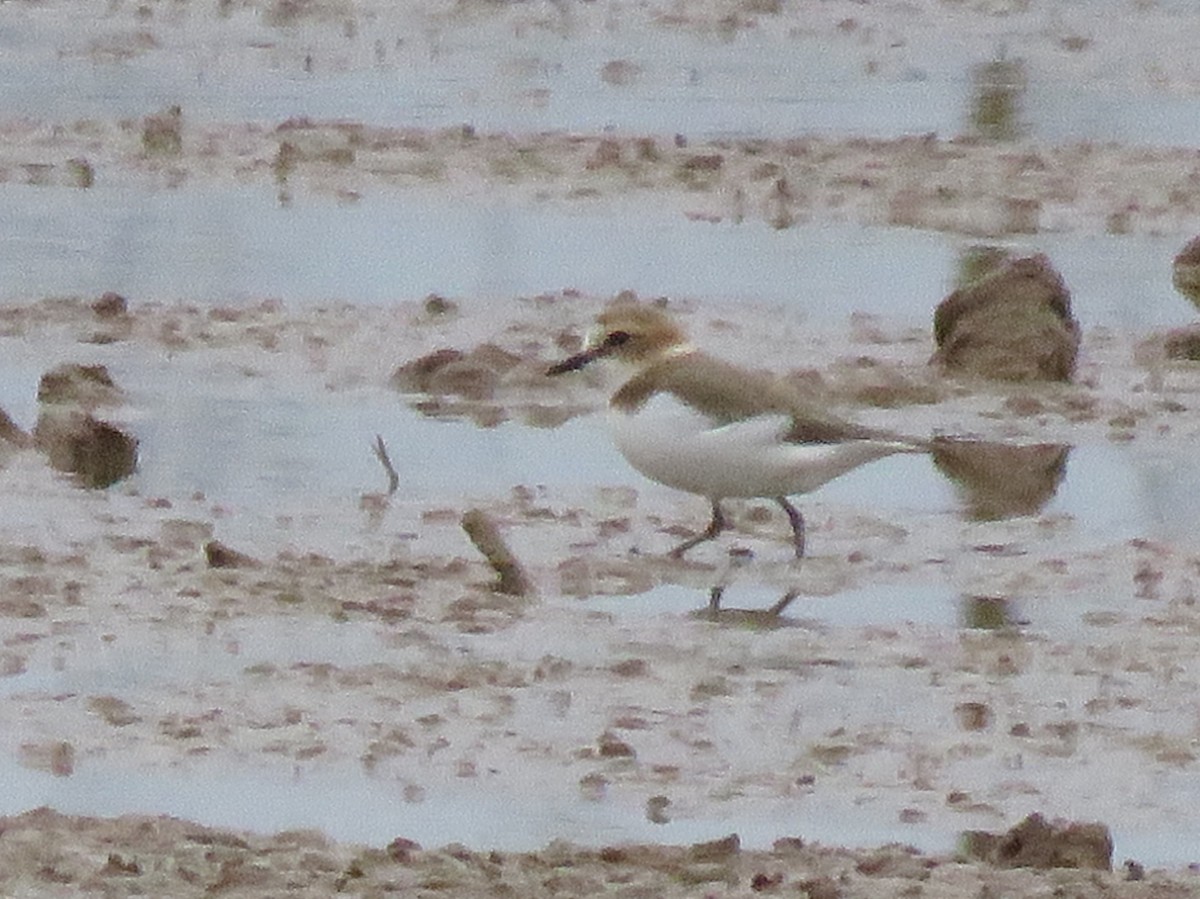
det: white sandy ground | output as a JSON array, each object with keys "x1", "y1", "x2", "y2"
[{"x1": 2, "y1": 293, "x2": 1200, "y2": 896}]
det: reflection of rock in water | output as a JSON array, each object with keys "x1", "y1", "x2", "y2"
[
  {"x1": 968, "y1": 55, "x2": 1027, "y2": 142},
  {"x1": 931, "y1": 254, "x2": 1080, "y2": 382},
  {"x1": 958, "y1": 595, "x2": 1017, "y2": 630},
  {"x1": 953, "y1": 244, "x2": 1011, "y2": 290},
  {"x1": 931, "y1": 437, "x2": 1068, "y2": 521}
]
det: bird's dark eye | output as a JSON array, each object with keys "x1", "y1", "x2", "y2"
[{"x1": 604, "y1": 330, "x2": 631, "y2": 347}]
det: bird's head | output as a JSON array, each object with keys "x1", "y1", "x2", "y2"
[{"x1": 547, "y1": 304, "x2": 691, "y2": 376}]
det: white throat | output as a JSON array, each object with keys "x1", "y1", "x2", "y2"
[{"x1": 653, "y1": 342, "x2": 696, "y2": 363}]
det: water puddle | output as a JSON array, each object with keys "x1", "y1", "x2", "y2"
[
  {"x1": 0, "y1": 347, "x2": 1193, "y2": 553},
  {"x1": 1, "y1": 739, "x2": 1196, "y2": 867},
  {"x1": 0, "y1": 183, "x2": 1192, "y2": 331},
  {"x1": 0, "y1": 594, "x2": 1197, "y2": 865},
  {"x1": 0, "y1": 757, "x2": 1000, "y2": 857},
  {"x1": 579, "y1": 578, "x2": 1133, "y2": 638}
]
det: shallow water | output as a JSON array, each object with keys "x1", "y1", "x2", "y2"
[
  {"x1": 3, "y1": 756, "x2": 1194, "y2": 867},
  {"x1": 0, "y1": 354, "x2": 1190, "y2": 551},
  {"x1": 0, "y1": 183, "x2": 1192, "y2": 330}
]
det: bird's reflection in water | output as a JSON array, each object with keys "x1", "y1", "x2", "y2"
[
  {"x1": 690, "y1": 585, "x2": 802, "y2": 629},
  {"x1": 931, "y1": 438, "x2": 1070, "y2": 521}
]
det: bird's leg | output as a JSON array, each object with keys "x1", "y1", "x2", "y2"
[
  {"x1": 769, "y1": 589, "x2": 800, "y2": 616},
  {"x1": 669, "y1": 499, "x2": 727, "y2": 558},
  {"x1": 775, "y1": 497, "x2": 806, "y2": 559},
  {"x1": 705, "y1": 585, "x2": 724, "y2": 617}
]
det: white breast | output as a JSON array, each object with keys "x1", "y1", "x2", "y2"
[{"x1": 608, "y1": 392, "x2": 905, "y2": 500}]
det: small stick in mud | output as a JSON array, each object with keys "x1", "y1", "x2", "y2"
[
  {"x1": 461, "y1": 509, "x2": 534, "y2": 597},
  {"x1": 372, "y1": 434, "x2": 400, "y2": 495}
]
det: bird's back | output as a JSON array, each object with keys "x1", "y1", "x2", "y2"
[{"x1": 610, "y1": 351, "x2": 897, "y2": 446}]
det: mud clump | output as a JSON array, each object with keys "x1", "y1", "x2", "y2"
[
  {"x1": 390, "y1": 347, "x2": 464, "y2": 391},
  {"x1": 91, "y1": 291, "x2": 129, "y2": 319},
  {"x1": 204, "y1": 540, "x2": 261, "y2": 569},
  {"x1": 142, "y1": 104, "x2": 183, "y2": 157},
  {"x1": 961, "y1": 812, "x2": 1113, "y2": 871},
  {"x1": 931, "y1": 254, "x2": 1080, "y2": 382},
  {"x1": 1161, "y1": 324, "x2": 1200, "y2": 361},
  {"x1": 390, "y1": 344, "x2": 521, "y2": 401}
]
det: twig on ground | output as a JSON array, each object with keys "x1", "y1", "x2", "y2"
[
  {"x1": 461, "y1": 509, "x2": 534, "y2": 597},
  {"x1": 372, "y1": 434, "x2": 400, "y2": 496}
]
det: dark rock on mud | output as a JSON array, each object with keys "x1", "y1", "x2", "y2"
[
  {"x1": 34, "y1": 410, "x2": 138, "y2": 488},
  {"x1": 35, "y1": 362, "x2": 135, "y2": 487},
  {"x1": 390, "y1": 348, "x2": 464, "y2": 392},
  {"x1": 931, "y1": 254, "x2": 1080, "y2": 382},
  {"x1": 961, "y1": 812, "x2": 1113, "y2": 871}
]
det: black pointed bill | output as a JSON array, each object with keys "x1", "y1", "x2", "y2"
[
  {"x1": 546, "y1": 347, "x2": 603, "y2": 376},
  {"x1": 547, "y1": 329, "x2": 631, "y2": 376}
]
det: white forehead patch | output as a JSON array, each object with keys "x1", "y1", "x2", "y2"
[{"x1": 582, "y1": 323, "x2": 613, "y2": 352}]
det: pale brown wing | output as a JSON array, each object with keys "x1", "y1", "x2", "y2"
[{"x1": 610, "y1": 352, "x2": 912, "y2": 446}]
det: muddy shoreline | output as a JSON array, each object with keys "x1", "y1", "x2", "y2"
[
  {"x1": 2, "y1": 292, "x2": 1200, "y2": 895},
  {"x1": 4, "y1": 116, "x2": 1200, "y2": 240},
  {"x1": 2, "y1": 807, "x2": 1188, "y2": 899}
]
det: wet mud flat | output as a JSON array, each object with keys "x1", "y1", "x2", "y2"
[
  {"x1": 2, "y1": 295, "x2": 1200, "y2": 897},
  {"x1": 5, "y1": 114, "x2": 1200, "y2": 241},
  {"x1": 6, "y1": 0, "x2": 1200, "y2": 892}
]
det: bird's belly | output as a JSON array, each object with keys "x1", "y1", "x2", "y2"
[{"x1": 608, "y1": 402, "x2": 900, "y2": 500}]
